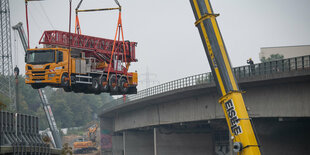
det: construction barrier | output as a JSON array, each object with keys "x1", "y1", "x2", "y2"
[{"x1": 0, "y1": 111, "x2": 52, "y2": 154}]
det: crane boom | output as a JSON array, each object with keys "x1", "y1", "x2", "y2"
[
  {"x1": 189, "y1": 0, "x2": 261, "y2": 154},
  {"x1": 12, "y1": 22, "x2": 62, "y2": 149},
  {"x1": 12, "y1": 22, "x2": 28, "y2": 52}
]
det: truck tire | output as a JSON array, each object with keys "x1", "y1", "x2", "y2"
[
  {"x1": 109, "y1": 75, "x2": 118, "y2": 92},
  {"x1": 92, "y1": 77, "x2": 101, "y2": 95},
  {"x1": 61, "y1": 73, "x2": 69, "y2": 87},
  {"x1": 119, "y1": 78, "x2": 129, "y2": 94},
  {"x1": 100, "y1": 76, "x2": 109, "y2": 92},
  {"x1": 91, "y1": 77, "x2": 100, "y2": 91}
]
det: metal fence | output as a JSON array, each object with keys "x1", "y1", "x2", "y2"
[{"x1": 101, "y1": 55, "x2": 310, "y2": 111}]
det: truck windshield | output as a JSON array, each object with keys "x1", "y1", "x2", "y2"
[{"x1": 26, "y1": 50, "x2": 55, "y2": 64}]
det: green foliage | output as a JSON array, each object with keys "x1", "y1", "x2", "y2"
[
  {"x1": 260, "y1": 54, "x2": 284, "y2": 62},
  {"x1": 1, "y1": 76, "x2": 114, "y2": 130},
  {"x1": 0, "y1": 75, "x2": 15, "y2": 112},
  {"x1": 0, "y1": 93, "x2": 10, "y2": 111},
  {"x1": 49, "y1": 90, "x2": 115, "y2": 128}
]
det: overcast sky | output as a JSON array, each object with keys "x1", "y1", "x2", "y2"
[{"x1": 10, "y1": 0, "x2": 310, "y2": 90}]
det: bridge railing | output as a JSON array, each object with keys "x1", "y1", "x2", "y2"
[{"x1": 101, "y1": 55, "x2": 310, "y2": 111}]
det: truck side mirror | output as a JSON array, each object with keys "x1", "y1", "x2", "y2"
[{"x1": 24, "y1": 54, "x2": 27, "y2": 63}]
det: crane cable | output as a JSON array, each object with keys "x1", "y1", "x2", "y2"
[
  {"x1": 74, "y1": 0, "x2": 121, "y2": 34},
  {"x1": 74, "y1": 0, "x2": 129, "y2": 84},
  {"x1": 13, "y1": 31, "x2": 19, "y2": 67},
  {"x1": 38, "y1": 2, "x2": 55, "y2": 29},
  {"x1": 25, "y1": 1, "x2": 30, "y2": 48},
  {"x1": 75, "y1": 0, "x2": 83, "y2": 34},
  {"x1": 106, "y1": 10, "x2": 129, "y2": 82}
]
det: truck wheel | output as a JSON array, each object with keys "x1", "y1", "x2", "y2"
[
  {"x1": 61, "y1": 73, "x2": 70, "y2": 87},
  {"x1": 119, "y1": 78, "x2": 129, "y2": 94},
  {"x1": 109, "y1": 75, "x2": 118, "y2": 92},
  {"x1": 100, "y1": 76, "x2": 109, "y2": 92},
  {"x1": 91, "y1": 77, "x2": 100, "y2": 91}
]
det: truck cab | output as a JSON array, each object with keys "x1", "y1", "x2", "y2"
[{"x1": 25, "y1": 48, "x2": 69, "y2": 89}]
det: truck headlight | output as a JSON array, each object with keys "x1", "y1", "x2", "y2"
[{"x1": 48, "y1": 74, "x2": 56, "y2": 78}]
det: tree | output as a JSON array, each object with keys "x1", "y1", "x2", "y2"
[
  {"x1": 260, "y1": 54, "x2": 284, "y2": 62},
  {"x1": 1, "y1": 75, "x2": 114, "y2": 129},
  {"x1": 47, "y1": 88, "x2": 114, "y2": 128},
  {"x1": 0, "y1": 93, "x2": 10, "y2": 111}
]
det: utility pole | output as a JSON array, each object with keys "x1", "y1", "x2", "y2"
[
  {"x1": 140, "y1": 67, "x2": 159, "y2": 89},
  {"x1": 0, "y1": 0, "x2": 15, "y2": 110}
]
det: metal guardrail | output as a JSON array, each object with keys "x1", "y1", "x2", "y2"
[{"x1": 102, "y1": 55, "x2": 310, "y2": 111}]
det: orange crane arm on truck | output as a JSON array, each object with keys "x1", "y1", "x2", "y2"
[{"x1": 190, "y1": 0, "x2": 261, "y2": 154}]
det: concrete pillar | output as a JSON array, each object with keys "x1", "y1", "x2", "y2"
[
  {"x1": 154, "y1": 128, "x2": 157, "y2": 155},
  {"x1": 123, "y1": 131, "x2": 126, "y2": 155},
  {"x1": 124, "y1": 130, "x2": 154, "y2": 155}
]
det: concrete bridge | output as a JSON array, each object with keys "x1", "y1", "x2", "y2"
[{"x1": 99, "y1": 55, "x2": 310, "y2": 155}]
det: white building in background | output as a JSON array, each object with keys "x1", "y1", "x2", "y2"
[{"x1": 259, "y1": 45, "x2": 310, "y2": 60}]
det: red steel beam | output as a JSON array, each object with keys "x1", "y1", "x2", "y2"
[{"x1": 39, "y1": 30, "x2": 137, "y2": 62}]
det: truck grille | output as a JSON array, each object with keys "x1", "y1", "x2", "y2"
[
  {"x1": 32, "y1": 71, "x2": 45, "y2": 74},
  {"x1": 32, "y1": 71, "x2": 45, "y2": 80},
  {"x1": 33, "y1": 79, "x2": 44, "y2": 81}
]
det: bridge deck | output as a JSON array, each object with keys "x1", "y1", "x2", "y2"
[{"x1": 100, "y1": 55, "x2": 310, "y2": 118}]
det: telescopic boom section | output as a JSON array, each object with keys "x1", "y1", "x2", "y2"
[{"x1": 189, "y1": 0, "x2": 261, "y2": 154}]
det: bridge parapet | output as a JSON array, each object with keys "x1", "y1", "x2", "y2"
[{"x1": 101, "y1": 55, "x2": 310, "y2": 112}]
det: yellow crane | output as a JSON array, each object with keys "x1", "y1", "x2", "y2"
[{"x1": 190, "y1": 0, "x2": 261, "y2": 154}]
